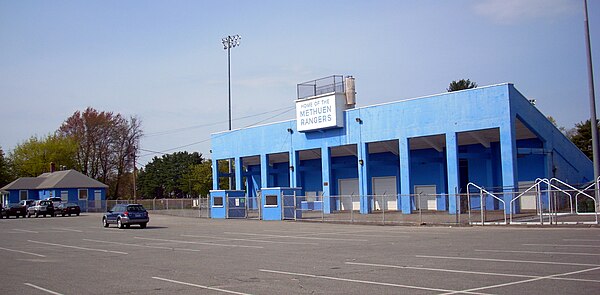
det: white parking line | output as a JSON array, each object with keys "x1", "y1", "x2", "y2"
[
  {"x1": 416, "y1": 255, "x2": 600, "y2": 267},
  {"x1": 345, "y1": 261, "x2": 600, "y2": 283},
  {"x1": 52, "y1": 228, "x2": 83, "y2": 233},
  {"x1": 0, "y1": 246, "x2": 46, "y2": 257},
  {"x1": 523, "y1": 243, "x2": 600, "y2": 248},
  {"x1": 347, "y1": 261, "x2": 536, "y2": 278},
  {"x1": 28, "y1": 240, "x2": 128, "y2": 255},
  {"x1": 224, "y1": 232, "x2": 368, "y2": 242},
  {"x1": 258, "y1": 269, "x2": 491, "y2": 295},
  {"x1": 563, "y1": 238, "x2": 600, "y2": 242},
  {"x1": 261, "y1": 230, "x2": 410, "y2": 238},
  {"x1": 13, "y1": 229, "x2": 39, "y2": 233},
  {"x1": 83, "y1": 239, "x2": 205, "y2": 252},
  {"x1": 24, "y1": 283, "x2": 63, "y2": 295},
  {"x1": 263, "y1": 229, "x2": 446, "y2": 236},
  {"x1": 134, "y1": 237, "x2": 263, "y2": 249},
  {"x1": 152, "y1": 276, "x2": 252, "y2": 295},
  {"x1": 441, "y1": 266, "x2": 600, "y2": 295},
  {"x1": 475, "y1": 249, "x2": 600, "y2": 256},
  {"x1": 181, "y1": 234, "x2": 319, "y2": 245}
]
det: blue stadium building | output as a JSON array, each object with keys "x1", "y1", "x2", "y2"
[{"x1": 210, "y1": 76, "x2": 592, "y2": 219}]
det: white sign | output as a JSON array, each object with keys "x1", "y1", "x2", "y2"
[{"x1": 296, "y1": 94, "x2": 345, "y2": 132}]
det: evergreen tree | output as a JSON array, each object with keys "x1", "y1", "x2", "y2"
[
  {"x1": 447, "y1": 79, "x2": 478, "y2": 92},
  {"x1": 569, "y1": 119, "x2": 599, "y2": 160},
  {"x1": 137, "y1": 152, "x2": 204, "y2": 198}
]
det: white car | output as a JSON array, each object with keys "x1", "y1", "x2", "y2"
[{"x1": 27, "y1": 200, "x2": 55, "y2": 218}]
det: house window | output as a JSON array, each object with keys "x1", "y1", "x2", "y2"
[
  {"x1": 94, "y1": 190, "x2": 101, "y2": 200},
  {"x1": 61, "y1": 191, "x2": 69, "y2": 202},
  {"x1": 19, "y1": 190, "x2": 28, "y2": 201},
  {"x1": 213, "y1": 196, "x2": 223, "y2": 207},
  {"x1": 265, "y1": 195, "x2": 278, "y2": 206},
  {"x1": 78, "y1": 189, "x2": 88, "y2": 200}
]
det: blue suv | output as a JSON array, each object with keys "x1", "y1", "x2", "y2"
[{"x1": 102, "y1": 204, "x2": 149, "y2": 229}]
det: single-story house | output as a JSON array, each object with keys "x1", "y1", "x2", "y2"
[{"x1": 0, "y1": 169, "x2": 108, "y2": 211}]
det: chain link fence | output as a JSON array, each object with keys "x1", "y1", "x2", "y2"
[
  {"x1": 104, "y1": 197, "x2": 210, "y2": 218},
  {"x1": 92, "y1": 179, "x2": 598, "y2": 226}
]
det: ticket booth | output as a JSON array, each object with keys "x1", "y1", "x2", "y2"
[
  {"x1": 261, "y1": 187, "x2": 302, "y2": 220},
  {"x1": 209, "y1": 190, "x2": 245, "y2": 219}
]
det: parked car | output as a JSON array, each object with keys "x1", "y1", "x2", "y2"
[
  {"x1": 4, "y1": 203, "x2": 27, "y2": 218},
  {"x1": 19, "y1": 199, "x2": 36, "y2": 210},
  {"x1": 0, "y1": 204, "x2": 5, "y2": 218},
  {"x1": 102, "y1": 204, "x2": 149, "y2": 229},
  {"x1": 47, "y1": 197, "x2": 63, "y2": 209},
  {"x1": 27, "y1": 200, "x2": 55, "y2": 218},
  {"x1": 56, "y1": 203, "x2": 81, "y2": 217}
]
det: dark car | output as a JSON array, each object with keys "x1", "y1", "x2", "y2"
[
  {"x1": 4, "y1": 203, "x2": 27, "y2": 218},
  {"x1": 102, "y1": 204, "x2": 149, "y2": 229},
  {"x1": 47, "y1": 197, "x2": 63, "y2": 209},
  {"x1": 0, "y1": 204, "x2": 6, "y2": 218},
  {"x1": 56, "y1": 203, "x2": 81, "y2": 217},
  {"x1": 27, "y1": 200, "x2": 55, "y2": 218}
]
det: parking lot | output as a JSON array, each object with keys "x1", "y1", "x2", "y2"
[{"x1": 1, "y1": 213, "x2": 599, "y2": 294}]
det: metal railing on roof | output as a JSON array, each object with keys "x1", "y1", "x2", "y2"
[{"x1": 297, "y1": 75, "x2": 345, "y2": 100}]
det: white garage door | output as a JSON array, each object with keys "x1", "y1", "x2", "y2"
[
  {"x1": 338, "y1": 178, "x2": 360, "y2": 210},
  {"x1": 372, "y1": 176, "x2": 398, "y2": 211},
  {"x1": 519, "y1": 181, "x2": 537, "y2": 210},
  {"x1": 414, "y1": 185, "x2": 437, "y2": 210}
]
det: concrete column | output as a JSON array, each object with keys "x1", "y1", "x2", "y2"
[
  {"x1": 212, "y1": 159, "x2": 219, "y2": 190},
  {"x1": 321, "y1": 146, "x2": 332, "y2": 214},
  {"x1": 446, "y1": 132, "x2": 459, "y2": 214},
  {"x1": 358, "y1": 142, "x2": 371, "y2": 214},
  {"x1": 399, "y1": 137, "x2": 412, "y2": 214},
  {"x1": 260, "y1": 154, "x2": 269, "y2": 189},
  {"x1": 234, "y1": 156, "x2": 242, "y2": 190},
  {"x1": 500, "y1": 123, "x2": 519, "y2": 214}
]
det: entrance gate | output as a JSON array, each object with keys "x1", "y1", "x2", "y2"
[
  {"x1": 226, "y1": 194, "x2": 247, "y2": 219},
  {"x1": 282, "y1": 192, "x2": 297, "y2": 220},
  {"x1": 247, "y1": 192, "x2": 261, "y2": 220}
]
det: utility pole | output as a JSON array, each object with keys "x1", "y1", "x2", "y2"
[
  {"x1": 584, "y1": 0, "x2": 599, "y2": 202},
  {"x1": 132, "y1": 152, "x2": 137, "y2": 203}
]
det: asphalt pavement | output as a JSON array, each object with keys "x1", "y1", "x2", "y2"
[{"x1": 1, "y1": 213, "x2": 599, "y2": 294}]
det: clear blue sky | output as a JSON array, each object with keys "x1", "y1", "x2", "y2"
[{"x1": 1, "y1": 0, "x2": 599, "y2": 167}]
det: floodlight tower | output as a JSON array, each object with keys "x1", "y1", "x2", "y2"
[
  {"x1": 222, "y1": 34, "x2": 241, "y2": 189},
  {"x1": 222, "y1": 35, "x2": 241, "y2": 131}
]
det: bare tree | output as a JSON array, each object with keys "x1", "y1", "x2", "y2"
[{"x1": 58, "y1": 108, "x2": 142, "y2": 198}]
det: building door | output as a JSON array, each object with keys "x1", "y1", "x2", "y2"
[
  {"x1": 372, "y1": 176, "x2": 397, "y2": 211},
  {"x1": 338, "y1": 178, "x2": 359, "y2": 210},
  {"x1": 414, "y1": 185, "x2": 437, "y2": 210},
  {"x1": 94, "y1": 190, "x2": 102, "y2": 211}
]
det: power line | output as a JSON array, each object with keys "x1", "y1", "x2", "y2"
[
  {"x1": 139, "y1": 106, "x2": 295, "y2": 158},
  {"x1": 143, "y1": 106, "x2": 295, "y2": 137}
]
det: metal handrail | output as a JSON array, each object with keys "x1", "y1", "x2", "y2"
[
  {"x1": 549, "y1": 178, "x2": 590, "y2": 214},
  {"x1": 509, "y1": 181, "x2": 540, "y2": 224},
  {"x1": 537, "y1": 178, "x2": 573, "y2": 224},
  {"x1": 548, "y1": 178, "x2": 597, "y2": 224},
  {"x1": 573, "y1": 176, "x2": 599, "y2": 219},
  {"x1": 466, "y1": 182, "x2": 507, "y2": 225}
]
